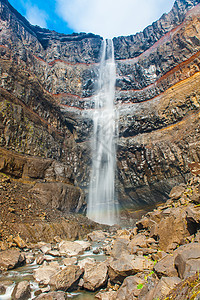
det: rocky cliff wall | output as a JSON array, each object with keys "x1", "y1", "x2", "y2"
[{"x1": 0, "y1": 0, "x2": 200, "y2": 211}]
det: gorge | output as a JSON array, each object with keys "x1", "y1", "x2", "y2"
[
  {"x1": 0, "y1": 0, "x2": 200, "y2": 233},
  {"x1": 0, "y1": 0, "x2": 200, "y2": 299}
]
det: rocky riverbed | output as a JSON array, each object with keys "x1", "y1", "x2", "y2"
[{"x1": 0, "y1": 166, "x2": 200, "y2": 299}]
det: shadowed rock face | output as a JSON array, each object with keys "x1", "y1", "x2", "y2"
[{"x1": 0, "y1": 0, "x2": 200, "y2": 211}]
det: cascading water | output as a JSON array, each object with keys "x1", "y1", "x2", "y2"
[{"x1": 87, "y1": 39, "x2": 118, "y2": 225}]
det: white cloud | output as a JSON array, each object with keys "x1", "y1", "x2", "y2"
[
  {"x1": 26, "y1": 5, "x2": 48, "y2": 28},
  {"x1": 56, "y1": 0, "x2": 175, "y2": 38}
]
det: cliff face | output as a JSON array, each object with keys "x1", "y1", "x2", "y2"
[{"x1": 0, "y1": 0, "x2": 200, "y2": 211}]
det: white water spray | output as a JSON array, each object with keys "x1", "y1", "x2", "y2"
[{"x1": 87, "y1": 39, "x2": 118, "y2": 225}]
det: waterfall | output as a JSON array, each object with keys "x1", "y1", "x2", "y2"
[{"x1": 87, "y1": 39, "x2": 118, "y2": 225}]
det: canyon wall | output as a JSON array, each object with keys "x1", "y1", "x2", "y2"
[{"x1": 0, "y1": 0, "x2": 200, "y2": 211}]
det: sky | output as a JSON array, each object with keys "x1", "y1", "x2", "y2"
[{"x1": 9, "y1": 0, "x2": 175, "y2": 38}]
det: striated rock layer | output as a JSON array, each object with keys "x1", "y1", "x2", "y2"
[{"x1": 0, "y1": 0, "x2": 200, "y2": 213}]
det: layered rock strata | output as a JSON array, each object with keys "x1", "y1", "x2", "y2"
[{"x1": 0, "y1": 0, "x2": 200, "y2": 211}]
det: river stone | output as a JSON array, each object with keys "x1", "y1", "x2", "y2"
[
  {"x1": 95, "y1": 290, "x2": 117, "y2": 299},
  {"x1": 34, "y1": 291, "x2": 67, "y2": 299},
  {"x1": 40, "y1": 243, "x2": 52, "y2": 254},
  {"x1": 58, "y1": 241, "x2": 84, "y2": 256},
  {"x1": 83, "y1": 261, "x2": 108, "y2": 291},
  {"x1": 78, "y1": 258, "x2": 96, "y2": 270},
  {"x1": 11, "y1": 280, "x2": 31, "y2": 300},
  {"x1": 36, "y1": 254, "x2": 45, "y2": 265},
  {"x1": 34, "y1": 262, "x2": 60, "y2": 285},
  {"x1": 25, "y1": 253, "x2": 35, "y2": 264},
  {"x1": 87, "y1": 231, "x2": 107, "y2": 242},
  {"x1": 0, "y1": 249, "x2": 26, "y2": 271},
  {"x1": 49, "y1": 265, "x2": 83, "y2": 291},
  {"x1": 47, "y1": 250, "x2": 61, "y2": 257},
  {"x1": 74, "y1": 240, "x2": 91, "y2": 251},
  {"x1": 62, "y1": 257, "x2": 77, "y2": 266}
]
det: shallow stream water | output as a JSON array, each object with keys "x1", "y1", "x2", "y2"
[{"x1": 0, "y1": 242, "x2": 107, "y2": 299}]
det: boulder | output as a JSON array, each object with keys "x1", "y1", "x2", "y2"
[
  {"x1": 108, "y1": 256, "x2": 154, "y2": 284},
  {"x1": 36, "y1": 254, "x2": 45, "y2": 265},
  {"x1": 110, "y1": 239, "x2": 129, "y2": 259},
  {"x1": 190, "y1": 186, "x2": 200, "y2": 204},
  {"x1": 62, "y1": 257, "x2": 77, "y2": 267},
  {"x1": 83, "y1": 261, "x2": 108, "y2": 291},
  {"x1": 74, "y1": 240, "x2": 91, "y2": 251},
  {"x1": 25, "y1": 253, "x2": 35, "y2": 264},
  {"x1": 154, "y1": 254, "x2": 178, "y2": 278},
  {"x1": 150, "y1": 207, "x2": 190, "y2": 251},
  {"x1": 95, "y1": 290, "x2": 117, "y2": 299},
  {"x1": 49, "y1": 265, "x2": 83, "y2": 291},
  {"x1": 34, "y1": 262, "x2": 60, "y2": 285},
  {"x1": 186, "y1": 206, "x2": 200, "y2": 225},
  {"x1": 150, "y1": 277, "x2": 181, "y2": 300},
  {"x1": 169, "y1": 185, "x2": 186, "y2": 200},
  {"x1": 128, "y1": 234, "x2": 148, "y2": 250},
  {"x1": 136, "y1": 217, "x2": 156, "y2": 231},
  {"x1": 115, "y1": 275, "x2": 145, "y2": 299},
  {"x1": 174, "y1": 243, "x2": 200, "y2": 279},
  {"x1": 47, "y1": 250, "x2": 60, "y2": 257},
  {"x1": 40, "y1": 243, "x2": 52, "y2": 254},
  {"x1": 11, "y1": 281, "x2": 31, "y2": 300},
  {"x1": 87, "y1": 231, "x2": 107, "y2": 242},
  {"x1": 58, "y1": 241, "x2": 84, "y2": 256},
  {"x1": 34, "y1": 291, "x2": 67, "y2": 299},
  {"x1": 36, "y1": 255, "x2": 55, "y2": 265},
  {"x1": 78, "y1": 258, "x2": 96, "y2": 270},
  {"x1": 0, "y1": 249, "x2": 26, "y2": 271}
]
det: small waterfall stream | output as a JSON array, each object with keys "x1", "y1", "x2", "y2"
[{"x1": 87, "y1": 39, "x2": 118, "y2": 225}]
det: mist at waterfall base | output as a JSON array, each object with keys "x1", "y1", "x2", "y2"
[{"x1": 87, "y1": 39, "x2": 119, "y2": 226}]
